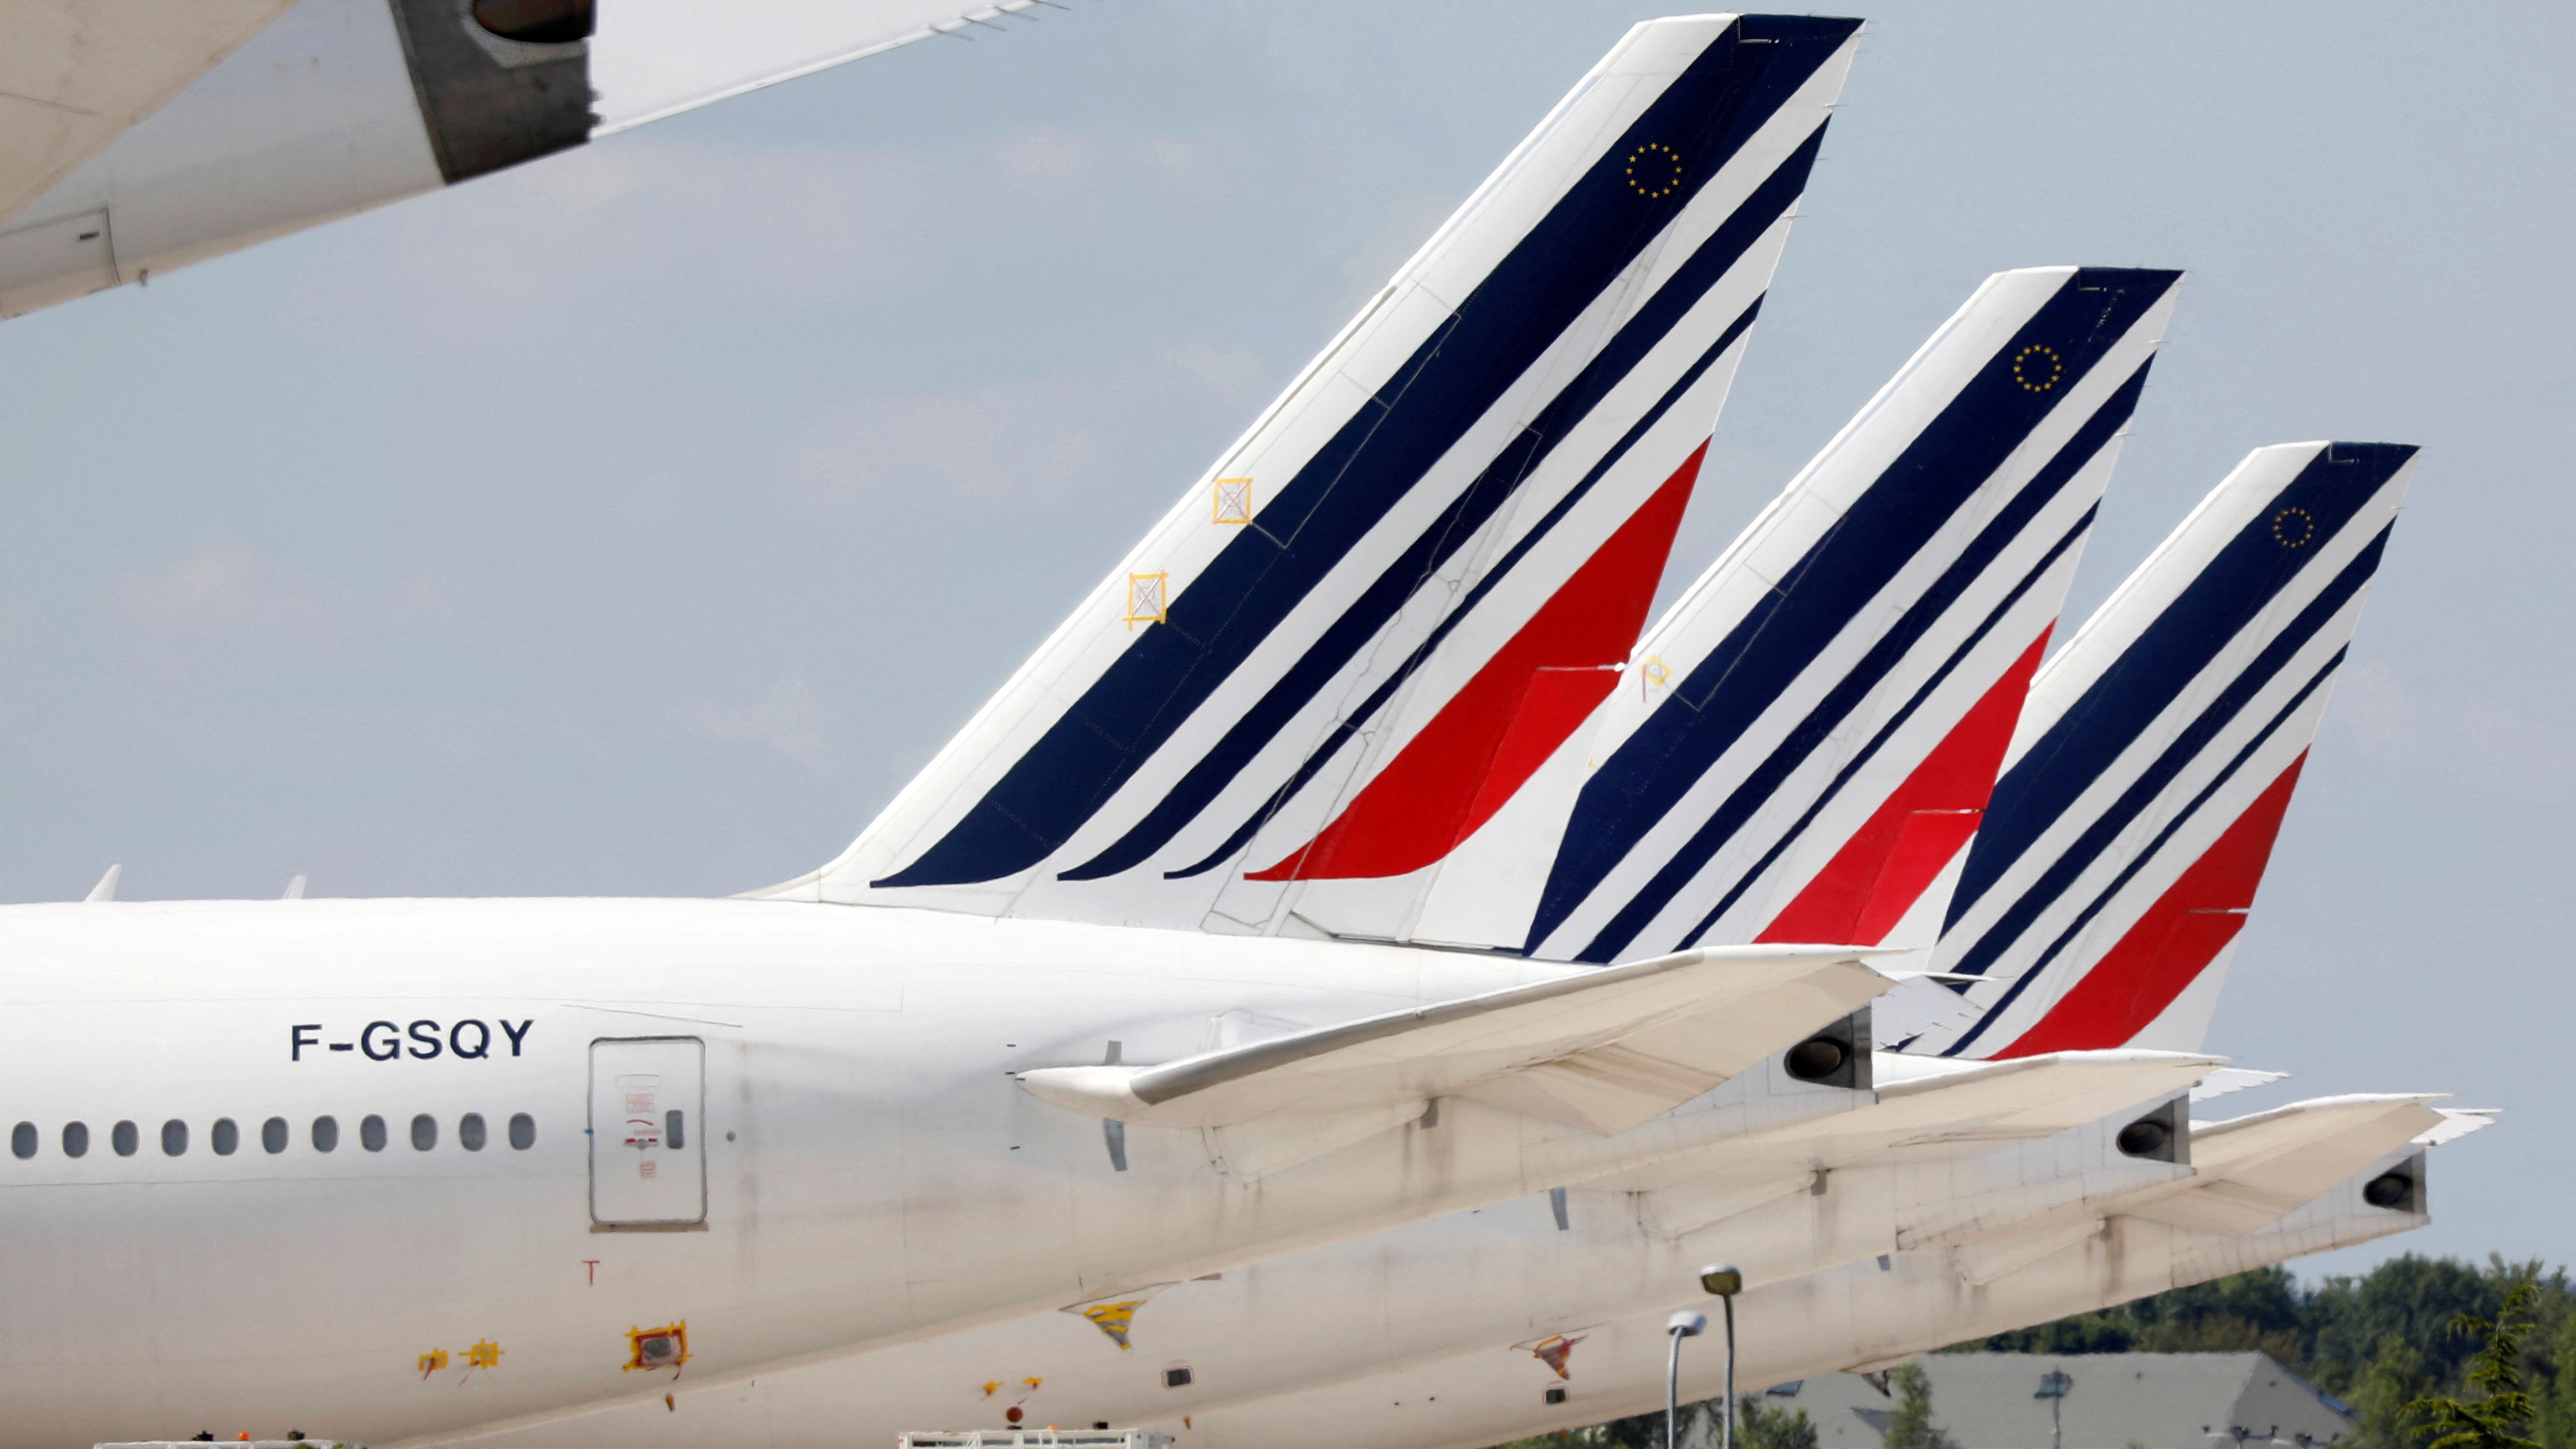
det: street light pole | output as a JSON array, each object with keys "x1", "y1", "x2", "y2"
[
  {"x1": 2036, "y1": 1369, "x2": 2073, "y2": 1449},
  {"x1": 1664, "y1": 1312, "x2": 1706, "y2": 1449},
  {"x1": 1699, "y1": 1264, "x2": 1744, "y2": 1449},
  {"x1": 1721, "y1": 1293, "x2": 1737, "y2": 1449}
]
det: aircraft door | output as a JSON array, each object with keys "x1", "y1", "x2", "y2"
[{"x1": 589, "y1": 1037, "x2": 706, "y2": 1227}]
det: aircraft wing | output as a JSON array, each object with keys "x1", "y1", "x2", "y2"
[
  {"x1": 0, "y1": 0, "x2": 299, "y2": 223},
  {"x1": 1861, "y1": 1048, "x2": 2224, "y2": 1149},
  {"x1": 1918, "y1": 1091, "x2": 2451, "y2": 1286},
  {"x1": 1575, "y1": 1046, "x2": 2222, "y2": 1220},
  {"x1": 595, "y1": 0, "x2": 1060, "y2": 135},
  {"x1": 1017, "y1": 944, "x2": 1895, "y2": 1135},
  {"x1": 2123, "y1": 1092, "x2": 2449, "y2": 1235},
  {"x1": 0, "y1": 0, "x2": 1078, "y2": 318}
]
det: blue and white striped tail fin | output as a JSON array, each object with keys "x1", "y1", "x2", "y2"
[
  {"x1": 1901, "y1": 441, "x2": 2419, "y2": 1057},
  {"x1": 752, "y1": 16, "x2": 1864, "y2": 930},
  {"x1": 1404, "y1": 265, "x2": 2182, "y2": 962}
]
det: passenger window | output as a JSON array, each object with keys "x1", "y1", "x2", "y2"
[
  {"x1": 459, "y1": 1113, "x2": 487, "y2": 1151},
  {"x1": 262, "y1": 1117, "x2": 288, "y2": 1154},
  {"x1": 62, "y1": 1122, "x2": 88, "y2": 1158},
  {"x1": 112, "y1": 1120, "x2": 138, "y2": 1157},
  {"x1": 508, "y1": 1113, "x2": 536, "y2": 1150},
  {"x1": 212, "y1": 1118, "x2": 239, "y2": 1156},
  {"x1": 665, "y1": 1109, "x2": 686, "y2": 1150},
  {"x1": 411, "y1": 1114, "x2": 437, "y2": 1151},
  {"x1": 312, "y1": 1115, "x2": 339, "y2": 1153},
  {"x1": 360, "y1": 1115, "x2": 387, "y2": 1152},
  {"x1": 10, "y1": 1122, "x2": 32, "y2": 1159},
  {"x1": 161, "y1": 1119, "x2": 188, "y2": 1156}
]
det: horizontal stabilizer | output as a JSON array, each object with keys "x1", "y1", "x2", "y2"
[
  {"x1": 1868, "y1": 1048, "x2": 2223, "y2": 1146},
  {"x1": 1871, "y1": 973, "x2": 1988, "y2": 1046},
  {"x1": 0, "y1": 0, "x2": 298, "y2": 226},
  {"x1": 2126, "y1": 1093, "x2": 2448, "y2": 1235},
  {"x1": 1952, "y1": 1214, "x2": 2119, "y2": 1288},
  {"x1": 1018, "y1": 944, "x2": 1895, "y2": 1135},
  {"x1": 1588, "y1": 1046, "x2": 2220, "y2": 1208}
]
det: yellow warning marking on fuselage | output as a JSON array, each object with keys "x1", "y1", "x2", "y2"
[
  {"x1": 1081, "y1": 1300, "x2": 1145, "y2": 1350},
  {"x1": 624, "y1": 1320, "x2": 691, "y2": 1373},
  {"x1": 1124, "y1": 573, "x2": 1169, "y2": 630}
]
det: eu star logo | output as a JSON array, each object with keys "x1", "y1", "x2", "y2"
[
  {"x1": 1624, "y1": 143, "x2": 1683, "y2": 198},
  {"x1": 2013, "y1": 344, "x2": 2064, "y2": 393}
]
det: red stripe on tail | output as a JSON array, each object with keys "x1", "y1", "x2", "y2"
[
  {"x1": 1756, "y1": 628, "x2": 2053, "y2": 947},
  {"x1": 1993, "y1": 751, "x2": 2310, "y2": 1057},
  {"x1": 1247, "y1": 441, "x2": 1707, "y2": 882}
]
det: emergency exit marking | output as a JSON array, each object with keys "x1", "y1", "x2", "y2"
[{"x1": 591, "y1": 1037, "x2": 706, "y2": 1229}]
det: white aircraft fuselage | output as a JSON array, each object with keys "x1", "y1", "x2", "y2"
[
  {"x1": 455, "y1": 1122, "x2": 2427, "y2": 1449},
  {"x1": 0, "y1": 894, "x2": 1889, "y2": 1447}
]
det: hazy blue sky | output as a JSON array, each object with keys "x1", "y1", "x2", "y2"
[{"x1": 1, "y1": 1, "x2": 2565, "y2": 1276}]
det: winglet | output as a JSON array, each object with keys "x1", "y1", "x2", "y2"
[
  {"x1": 84, "y1": 864, "x2": 121, "y2": 903},
  {"x1": 2415, "y1": 1108, "x2": 2500, "y2": 1147},
  {"x1": 2189, "y1": 1066, "x2": 2290, "y2": 1102}
]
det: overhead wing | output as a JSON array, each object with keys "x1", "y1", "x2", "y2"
[
  {"x1": 0, "y1": 0, "x2": 298, "y2": 223},
  {"x1": 1921, "y1": 1091, "x2": 2451, "y2": 1284},
  {"x1": 1855, "y1": 1048, "x2": 2223, "y2": 1148},
  {"x1": 1582, "y1": 1045, "x2": 2222, "y2": 1217},
  {"x1": 594, "y1": 0, "x2": 1072, "y2": 135},
  {"x1": 0, "y1": 0, "x2": 1168, "y2": 318},
  {"x1": 1017, "y1": 944, "x2": 1894, "y2": 1136},
  {"x1": 2125, "y1": 1093, "x2": 2448, "y2": 1235}
]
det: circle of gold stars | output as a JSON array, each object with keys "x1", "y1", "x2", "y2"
[
  {"x1": 1626, "y1": 143, "x2": 1683, "y2": 198},
  {"x1": 2012, "y1": 344, "x2": 2064, "y2": 393},
  {"x1": 2272, "y1": 506, "x2": 2315, "y2": 548}
]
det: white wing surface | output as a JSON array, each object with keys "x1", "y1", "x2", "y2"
[
  {"x1": 1018, "y1": 943, "x2": 1894, "y2": 1134},
  {"x1": 0, "y1": 0, "x2": 298, "y2": 223}
]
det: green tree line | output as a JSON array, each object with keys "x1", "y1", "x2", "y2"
[
  {"x1": 1491, "y1": 1255, "x2": 2576, "y2": 1449},
  {"x1": 1951, "y1": 1253, "x2": 2576, "y2": 1446}
]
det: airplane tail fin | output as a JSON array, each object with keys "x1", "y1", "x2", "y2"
[
  {"x1": 752, "y1": 16, "x2": 1864, "y2": 928},
  {"x1": 1903, "y1": 441, "x2": 2420, "y2": 1057},
  {"x1": 1372, "y1": 265, "x2": 2182, "y2": 961}
]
